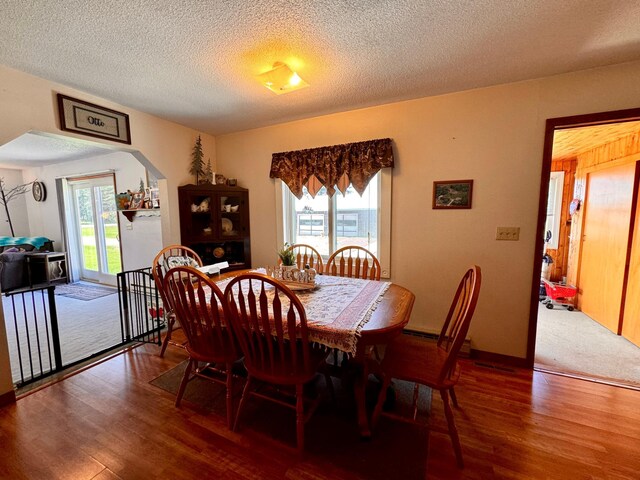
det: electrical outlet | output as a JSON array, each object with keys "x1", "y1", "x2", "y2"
[
  {"x1": 126, "y1": 222, "x2": 133, "y2": 230},
  {"x1": 496, "y1": 227, "x2": 520, "y2": 241}
]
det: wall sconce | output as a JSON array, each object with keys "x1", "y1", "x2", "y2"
[{"x1": 257, "y1": 62, "x2": 309, "y2": 95}]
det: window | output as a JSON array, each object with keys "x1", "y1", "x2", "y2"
[
  {"x1": 277, "y1": 170, "x2": 392, "y2": 277},
  {"x1": 545, "y1": 171, "x2": 565, "y2": 249}
]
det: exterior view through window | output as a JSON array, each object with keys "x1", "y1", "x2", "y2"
[
  {"x1": 287, "y1": 173, "x2": 379, "y2": 258},
  {"x1": 70, "y1": 175, "x2": 122, "y2": 284}
]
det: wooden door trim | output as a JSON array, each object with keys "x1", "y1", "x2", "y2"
[
  {"x1": 574, "y1": 171, "x2": 592, "y2": 310},
  {"x1": 526, "y1": 107, "x2": 640, "y2": 368},
  {"x1": 619, "y1": 161, "x2": 640, "y2": 334}
]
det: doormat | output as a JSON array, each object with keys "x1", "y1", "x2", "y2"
[
  {"x1": 151, "y1": 361, "x2": 431, "y2": 480},
  {"x1": 54, "y1": 282, "x2": 117, "y2": 301}
]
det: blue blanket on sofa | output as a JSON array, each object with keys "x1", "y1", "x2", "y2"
[{"x1": 0, "y1": 236, "x2": 52, "y2": 249}]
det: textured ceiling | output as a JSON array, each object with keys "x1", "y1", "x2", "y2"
[
  {"x1": 1, "y1": 0, "x2": 640, "y2": 135},
  {"x1": 553, "y1": 121, "x2": 640, "y2": 160},
  {"x1": 0, "y1": 132, "x2": 114, "y2": 168}
]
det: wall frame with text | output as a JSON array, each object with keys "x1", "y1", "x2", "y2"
[{"x1": 57, "y1": 94, "x2": 131, "y2": 144}]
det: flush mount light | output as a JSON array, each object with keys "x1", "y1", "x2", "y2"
[{"x1": 257, "y1": 62, "x2": 309, "y2": 95}]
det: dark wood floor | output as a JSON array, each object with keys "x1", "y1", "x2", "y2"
[{"x1": 1, "y1": 333, "x2": 639, "y2": 479}]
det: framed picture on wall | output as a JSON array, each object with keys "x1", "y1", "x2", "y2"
[
  {"x1": 57, "y1": 94, "x2": 131, "y2": 144},
  {"x1": 432, "y1": 179, "x2": 473, "y2": 209}
]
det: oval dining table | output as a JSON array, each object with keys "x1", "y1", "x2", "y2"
[
  {"x1": 210, "y1": 269, "x2": 416, "y2": 438},
  {"x1": 350, "y1": 282, "x2": 416, "y2": 437}
]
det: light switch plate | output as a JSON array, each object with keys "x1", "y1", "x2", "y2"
[{"x1": 496, "y1": 227, "x2": 520, "y2": 241}]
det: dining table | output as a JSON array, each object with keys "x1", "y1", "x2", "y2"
[{"x1": 209, "y1": 268, "x2": 416, "y2": 438}]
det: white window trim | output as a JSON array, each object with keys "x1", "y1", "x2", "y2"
[
  {"x1": 546, "y1": 171, "x2": 565, "y2": 250},
  {"x1": 274, "y1": 169, "x2": 392, "y2": 278}
]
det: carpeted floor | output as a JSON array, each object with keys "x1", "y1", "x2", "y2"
[
  {"x1": 54, "y1": 282, "x2": 117, "y2": 301},
  {"x1": 535, "y1": 306, "x2": 640, "y2": 386},
  {"x1": 151, "y1": 361, "x2": 431, "y2": 480}
]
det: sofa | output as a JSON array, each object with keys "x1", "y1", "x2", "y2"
[
  {"x1": 0, "y1": 250, "x2": 29, "y2": 291},
  {"x1": 0, "y1": 237, "x2": 54, "y2": 292}
]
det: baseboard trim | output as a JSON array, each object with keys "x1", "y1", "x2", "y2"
[
  {"x1": 0, "y1": 389, "x2": 16, "y2": 408},
  {"x1": 403, "y1": 328, "x2": 471, "y2": 357},
  {"x1": 470, "y1": 349, "x2": 530, "y2": 369}
]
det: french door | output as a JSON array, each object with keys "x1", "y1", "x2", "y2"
[{"x1": 69, "y1": 175, "x2": 122, "y2": 285}]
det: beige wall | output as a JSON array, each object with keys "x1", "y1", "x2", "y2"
[
  {"x1": 22, "y1": 151, "x2": 163, "y2": 274},
  {"x1": 0, "y1": 65, "x2": 216, "y2": 397},
  {"x1": 0, "y1": 64, "x2": 216, "y2": 247},
  {"x1": 215, "y1": 60, "x2": 640, "y2": 359},
  {"x1": 0, "y1": 168, "x2": 30, "y2": 237}
]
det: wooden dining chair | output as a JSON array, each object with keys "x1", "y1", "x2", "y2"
[
  {"x1": 287, "y1": 243, "x2": 324, "y2": 272},
  {"x1": 162, "y1": 266, "x2": 241, "y2": 428},
  {"x1": 326, "y1": 246, "x2": 381, "y2": 280},
  {"x1": 152, "y1": 245, "x2": 203, "y2": 357},
  {"x1": 224, "y1": 273, "x2": 331, "y2": 453},
  {"x1": 371, "y1": 265, "x2": 482, "y2": 468}
]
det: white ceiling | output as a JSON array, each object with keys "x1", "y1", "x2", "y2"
[
  {"x1": 0, "y1": 132, "x2": 114, "y2": 168},
  {"x1": 1, "y1": 0, "x2": 640, "y2": 136}
]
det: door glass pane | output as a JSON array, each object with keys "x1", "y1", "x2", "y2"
[
  {"x1": 98, "y1": 185, "x2": 122, "y2": 274},
  {"x1": 292, "y1": 186, "x2": 330, "y2": 256},
  {"x1": 75, "y1": 187, "x2": 98, "y2": 272},
  {"x1": 336, "y1": 173, "x2": 378, "y2": 255}
]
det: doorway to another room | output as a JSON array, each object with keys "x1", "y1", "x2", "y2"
[
  {"x1": 532, "y1": 111, "x2": 640, "y2": 389},
  {"x1": 68, "y1": 174, "x2": 122, "y2": 285}
]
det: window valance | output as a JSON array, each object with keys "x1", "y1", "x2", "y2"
[{"x1": 270, "y1": 138, "x2": 394, "y2": 198}]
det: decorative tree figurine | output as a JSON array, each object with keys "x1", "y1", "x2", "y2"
[
  {"x1": 0, "y1": 178, "x2": 32, "y2": 236},
  {"x1": 189, "y1": 135, "x2": 205, "y2": 184},
  {"x1": 204, "y1": 158, "x2": 214, "y2": 184},
  {"x1": 139, "y1": 178, "x2": 145, "y2": 192}
]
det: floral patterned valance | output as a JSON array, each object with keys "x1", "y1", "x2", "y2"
[{"x1": 270, "y1": 138, "x2": 394, "y2": 198}]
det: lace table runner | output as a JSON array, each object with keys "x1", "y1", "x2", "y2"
[{"x1": 215, "y1": 271, "x2": 391, "y2": 356}]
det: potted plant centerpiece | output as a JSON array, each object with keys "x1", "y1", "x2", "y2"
[
  {"x1": 278, "y1": 243, "x2": 296, "y2": 267},
  {"x1": 278, "y1": 243, "x2": 297, "y2": 278}
]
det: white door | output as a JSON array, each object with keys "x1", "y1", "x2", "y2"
[{"x1": 69, "y1": 175, "x2": 122, "y2": 285}]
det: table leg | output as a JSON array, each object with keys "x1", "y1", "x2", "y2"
[{"x1": 353, "y1": 344, "x2": 374, "y2": 439}]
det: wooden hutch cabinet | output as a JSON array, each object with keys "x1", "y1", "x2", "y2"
[{"x1": 178, "y1": 184, "x2": 251, "y2": 270}]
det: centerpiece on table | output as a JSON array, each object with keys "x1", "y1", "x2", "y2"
[{"x1": 267, "y1": 244, "x2": 317, "y2": 290}]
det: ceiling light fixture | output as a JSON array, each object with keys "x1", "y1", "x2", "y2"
[{"x1": 257, "y1": 62, "x2": 309, "y2": 95}]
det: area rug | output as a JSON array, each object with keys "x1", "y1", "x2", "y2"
[
  {"x1": 54, "y1": 282, "x2": 117, "y2": 301},
  {"x1": 151, "y1": 361, "x2": 431, "y2": 480}
]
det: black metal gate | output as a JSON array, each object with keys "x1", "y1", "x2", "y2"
[
  {"x1": 3, "y1": 286, "x2": 62, "y2": 387},
  {"x1": 116, "y1": 267, "x2": 163, "y2": 345},
  {"x1": 3, "y1": 268, "x2": 163, "y2": 389}
]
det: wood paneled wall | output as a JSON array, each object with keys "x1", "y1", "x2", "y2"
[
  {"x1": 567, "y1": 131, "x2": 640, "y2": 287},
  {"x1": 546, "y1": 158, "x2": 577, "y2": 281}
]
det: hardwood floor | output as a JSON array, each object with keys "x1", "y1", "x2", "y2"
[{"x1": 1, "y1": 333, "x2": 639, "y2": 479}]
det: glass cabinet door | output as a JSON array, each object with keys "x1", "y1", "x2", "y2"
[
  {"x1": 188, "y1": 194, "x2": 213, "y2": 239},
  {"x1": 219, "y1": 194, "x2": 243, "y2": 238}
]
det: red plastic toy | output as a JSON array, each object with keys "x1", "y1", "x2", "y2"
[{"x1": 541, "y1": 280, "x2": 577, "y2": 311}]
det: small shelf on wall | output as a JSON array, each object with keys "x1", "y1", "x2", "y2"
[{"x1": 120, "y1": 209, "x2": 161, "y2": 222}]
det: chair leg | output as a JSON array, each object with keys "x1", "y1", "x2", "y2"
[
  {"x1": 225, "y1": 362, "x2": 234, "y2": 429},
  {"x1": 159, "y1": 316, "x2": 175, "y2": 357},
  {"x1": 175, "y1": 359, "x2": 194, "y2": 407},
  {"x1": 440, "y1": 389, "x2": 464, "y2": 468},
  {"x1": 295, "y1": 383, "x2": 305, "y2": 453},
  {"x1": 371, "y1": 373, "x2": 393, "y2": 430},
  {"x1": 324, "y1": 372, "x2": 336, "y2": 404},
  {"x1": 233, "y1": 376, "x2": 252, "y2": 432},
  {"x1": 450, "y1": 386, "x2": 459, "y2": 408},
  {"x1": 412, "y1": 383, "x2": 420, "y2": 421}
]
